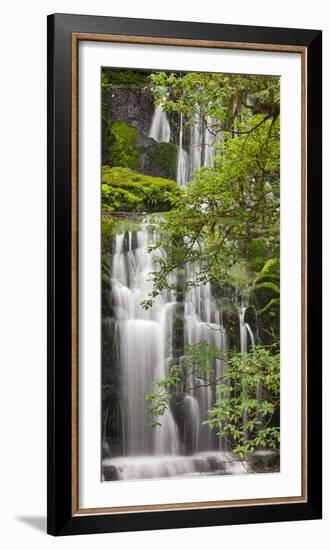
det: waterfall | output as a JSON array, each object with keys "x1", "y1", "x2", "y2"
[
  {"x1": 177, "y1": 110, "x2": 220, "y2": 187},
  {"x1": 149, "y1": 104, "x2": 221, "y2": 187},
  {"x1": 112, "y1": 225, "x2": 178, "y2": 456},
  {"x1": 149, "y1": 105, "x2": 171, "y2": 143},
  {"x1": 238, "y1": 306, "x2": 254, "y2": 353},
  {"x1": 238, "y1": 305, "x2": 255, "y2": 442},
  {"x1": 204, "y1": 116, "x2": 219, "y2": 167},
  {"x1": 189, "y1": 111, "x2": 203, "y2": 175},
  {"x1": 176, "y1": 113, "x2": 189, "y2": 186},
  {"x1": 103, "y1": 220, "x2": 235, "y2": 480},
  {"x1": 185, "y1": 259, "x2": 228, "y2": 452},
  {"x1": 239, "y1": 309, "x2": 262, "y2": 426}
]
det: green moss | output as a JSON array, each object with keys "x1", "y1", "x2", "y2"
[
  {"x1": 102, "y1": 166, "x2": 181, "y2": 213},
  {"x1": 108, "y1": 121, "x2": 139, "y2": 169},
  {"x1": 101, "y1": 215, "x2": 116, "y2": 316},
  {"x1": 102, "y1": 69, "x2": 150, "y2": 87},
  {"x1": 148, "y1": 142, "x2": 178, "y2": 180},
  {"x1": 102, "y1": 215, "x2": 116, "y2": 253}
]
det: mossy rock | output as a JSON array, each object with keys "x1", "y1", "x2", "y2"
[
  {"x1": 102, "y1": 166, "x2": 181, "y2": 213},
  {"x1": 147, "y1": 142, "x2": 178, "y2": 180},
  {"x1": 108, "y1": 121, "x2": 139, "y2": 170},
  {"x1": 102, "y1": 215, "x2": 116, "y2": 252}
]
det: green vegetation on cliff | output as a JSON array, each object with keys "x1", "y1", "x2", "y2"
[
  {"x1": 102, "y1": 166, "x2": 181, "y2": 213},
  {"x1": 102, "y1": 68, "x2": 150, "y2": 87},
  {"x1": 147, "y1": 142, "x2": 178, "y2": 180},
  {"x1": 101, "y1": 215, "x2": 116, "y2": 316},
  {"x1": 108, "y1": 121, "x2": 139, "y2": 169}
]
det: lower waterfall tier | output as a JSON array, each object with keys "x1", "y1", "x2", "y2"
[{"x1": 102, "y1": 452, "x2": 249, "y2": 481}]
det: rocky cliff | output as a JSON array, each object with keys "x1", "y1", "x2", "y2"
[{"x1": 102, "y1": 85, "x2": 178, "y2": 180}]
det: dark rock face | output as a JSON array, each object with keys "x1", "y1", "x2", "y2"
[
  {"x1": 102, "y1": 465, "x2": 120, "y2": 481},
  {"x1": 250, "y1": 450, "x2": 280, "y2": 472},
  {"x1": 102, "y1": 317, "x2": 124, "y2": 457},
  {"x1": 171, "y1": 395, "x2": 197, "y2": 455},
  {"x1": 102, "y1": 85, "x2": 178, "y2": 179},
  {"x1": 106, "y1": 86, "x2": 154, "y2": 142},
  {"x1": 131, "y1": 231, "x2": 138, "y2": 251},
  {"x1": 102, "y1": 317, "x2": 119, "y2": 385}
]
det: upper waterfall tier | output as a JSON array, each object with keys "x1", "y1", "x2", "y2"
[
  {"x1": 177, "y1": 111, "x2": 223, "y2": 187},
  {"x1": 148, "y1": 105, "x2": 171, "y2": 143}
]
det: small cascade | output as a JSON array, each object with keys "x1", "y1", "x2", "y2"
[
  {"x1": 149, "y1": 105, "x2": 171, "y2": 143},
  {"x1": 176, "y1": 113, "x2": 189, "y2": 186},
  {"x1": 204, "y1": 116, "x2": 220, "y2": 167},
  {"x1": 238, "y1": 305, "x2": 255, "y2": 442},
  {"x1": 177, "y1": 110, "x2": 222, "y2": 187},
  {"x1": 185, "y1": 271, "x2": 228, "y2": 452},
  {"x1": 102, "y1": 452, "x2": 248, "y2": 481},
  {"x1": 149, "y1": 104, "x2": 222, "y2": 188},
  {"x1": 189, "y1": 111, "x2": 203, "y2": 175},
  {"x1": 239, "y1": 307, "x2": 248, "y2": 354},
  {"x1": 238, "y1": 305, "x2": 254, "y2": 353}
]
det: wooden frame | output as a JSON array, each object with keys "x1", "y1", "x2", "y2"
[{"x1": 47, "y1": 13, "x2": 322, "y2": 536}]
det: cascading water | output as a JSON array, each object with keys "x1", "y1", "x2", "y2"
[
  {"x1": 148, "y1": 105, "x2": 171, "y2": 143},
  {"x1": 111, "y1": 225, "x2": 179, "y2": 457},
  {"x1": 185, "y1": 260, "x2": 228, "y2": 452},
  {"x1": 204, "y1": 116, "x2": 221, "y2": 167},
  {"x1": 102, "y1": 222, "x2": 245, "y2": 481},
  {"x1": 149, "y1": 104, "x2": 221, "y2": 188},
  {"x1": 176, "y1": 114, "x2": 189, "y2": 187},
  {"x1": 238, "y1": 304, "x2": 255, "y2": 441},
  {"x1": 189, "y1": 111, "x2": 203, "y2": 175},
  {"x1": 102, "y1": 104, "x2": 251, "y2": 482},
  {"x1": 238, "y1": 305, "x2": 255, "y2": 354},
  {"x1": 177, "y1": 110, "x2": 221, "y2": 187}
]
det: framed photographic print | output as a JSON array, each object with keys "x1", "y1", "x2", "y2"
[{"x1": 47, "y1": 13, "x2": 322, "y2": 536}]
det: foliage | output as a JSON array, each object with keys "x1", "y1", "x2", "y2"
[
  {"x1": 102, "y1": 68, "x2": 150, "y2": 88},
  {"x1": 145, "y1": 342, "x2": 280, "y2": 462},
  {"x1": 144, "y1": 71, "x2": 280, "y2": 307},
  {"x1": 101, "y1": 214, "x2": 116, "y2": 254},
  {"x1": 205, "y1": 345, "x2": 280, "y2": 461},
  {"x1": 149, "y1": 72, "x2": 280, "y2": 127},
  {"x1": 246, "y1": 238, "x2": 270, "y2": 272},
  {"x1": 102, "y1": 166, "x2": 181, "y2": 213},
  {"x1": 145, "y1": 341, "x2": 222, "y2": 427},
  {"x1": 143, "y1": 114, "x2": 279, "y2": 305},
  {"x1": 108, "y1": 121, "x2": 139, "y2": 169},
  {"x1": 101, "y1": 215, "x2": 116, "y2": 315},
  {"x1": 147, "y1": 142, "x2": 178, "y2": 180},
  {"x1": 254, "y1": 258, "x2": 280, "y2": 322}
]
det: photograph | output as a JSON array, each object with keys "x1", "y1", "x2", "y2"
[
  {"x1": 47, "y1": 12, "x2": 322, "y2": 535},
  {"x1": 101, "y1": 67, "x2": 281, "y2": 483}
]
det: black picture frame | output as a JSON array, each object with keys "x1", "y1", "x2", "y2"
[{"x1": 47, "y1": 13, "x2": 322, "y2": 536}]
